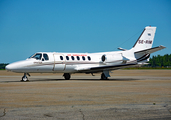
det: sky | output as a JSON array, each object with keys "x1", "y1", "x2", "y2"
[{"x1": 0, "y1": 0, "x2": 171, "y2": 63}]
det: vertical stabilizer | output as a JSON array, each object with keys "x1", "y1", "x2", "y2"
[{"x1": 132, "y1": 26, "x2": 156, "y2": 52}]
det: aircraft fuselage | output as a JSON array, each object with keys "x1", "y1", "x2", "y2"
[{"x1": 6, "y1": 51, "x2": 135, "y2": 73}]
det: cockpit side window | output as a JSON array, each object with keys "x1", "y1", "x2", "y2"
[
  {"x1": 43, "y1": 54, "x2": 49, "y2": 60},
  {"x1": 31, "y1": 53, "x2": 42, "y2": 60}
]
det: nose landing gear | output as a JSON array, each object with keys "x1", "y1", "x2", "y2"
[{"x1": 21, "y1": 73, "x2": 30, "y2": 82}]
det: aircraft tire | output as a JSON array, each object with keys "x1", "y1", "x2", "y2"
[
  {"x1": 21, "y1": 73, "x2": 29, "y2": 82},
  {"x1": 21, "y1": 76, "x2": 28, "y2": 82},
  {"x1": 101, "y1": 73, "x2": 108, "y2": 80},
  {"x1": 63, "y1": 73, "x2": 71, "y2": 80}
]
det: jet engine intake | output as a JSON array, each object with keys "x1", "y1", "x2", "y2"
[
  {"x1": 101, "y1": 53, "x2": 126, "y2": 65},
  {"x1": 101, "y1": 55, "x2": 106, "y2": 62}
]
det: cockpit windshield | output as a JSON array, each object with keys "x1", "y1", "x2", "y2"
[
  {"x1": 29, "y1": 53, "x2": 42, "y2": 60},
  {"x1": 29, "y1": 53, "x2": 49, "y2": 61}
]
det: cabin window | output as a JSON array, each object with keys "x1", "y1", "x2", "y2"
[
  {"x1": 148, "y1": 33, "x2": 151, "y2": 36},
  {"x1": 60, "y1": 56, "x2": 63, "y2": 60},
  {"x1": 82, "y1": 56, "x2": 85, "y2": 61},
  {"x1": 43, "y1": 54, "x2": 49, "y2": 60},
  {"x1": 66, "y1": 56, "x2": 69, "y2": 60},
  {"x1": 88, "y1": 56, "x2": 91, "y2": 61},
  {"x1": 71, "y1": 56, "x2": 75, "y2": 60},
  {"x1": 77, "y1": 56, "x2": 80, "y2": 60}
]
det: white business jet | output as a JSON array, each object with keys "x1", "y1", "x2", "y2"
[{"x1": 6, "y1": 26, "x2": 165, "y2": 81}]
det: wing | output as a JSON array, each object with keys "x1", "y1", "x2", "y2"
[{"x1": 75, "y1": 63, "x2": 137, "y2": 73}]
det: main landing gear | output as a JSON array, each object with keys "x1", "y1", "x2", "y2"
[
  {"x1": 62, "y1": 72, "x2": 109, "y2": 80},
  {"x1": 101, "y1": 73, "x2": 109, "y2": 80},
  {"x1": 21, "y1": 73, "x2": 30, "y2": 82},
  {"x1": 63, "y1": 73, "x2": 71, "y2": 80}
]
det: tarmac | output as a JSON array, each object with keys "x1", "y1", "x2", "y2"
[{"x1": 0, "y1": 70, "x2": 171, "y2": 120}]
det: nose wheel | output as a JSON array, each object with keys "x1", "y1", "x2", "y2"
[{"x1": 21, "y1": 73, "x2": 30, "y2": 82}]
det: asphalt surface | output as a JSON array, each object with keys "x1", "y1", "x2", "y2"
[{"x1": 0, "y1": 70, "x2": 171, "y2": 120}]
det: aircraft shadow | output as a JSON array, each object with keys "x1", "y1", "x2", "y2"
[
  {"x1": 1, "y1": 78, "x2": 140, "y2": 83},
  {"x1": 29, "y1": 78, "x2": 140, "y2": 82}
]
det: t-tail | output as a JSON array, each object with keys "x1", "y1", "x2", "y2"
[
  {"x1": 132, "y1": 26, "x2": 156, "y2": 52},
  {"x1": 130, "y1": 26, "x2": 166, "y2": 63}
]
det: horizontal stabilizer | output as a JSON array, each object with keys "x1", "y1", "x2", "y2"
[{"x1": 135, "y1": 45, "x2": 166, "y2": 54}]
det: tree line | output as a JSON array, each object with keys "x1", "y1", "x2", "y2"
[
  {"x1": 147, "y1": 54, "x2": 171, "y2": 68},
  {"x1": 0, "y1": 63, "x2": 8, "y2": 70}
]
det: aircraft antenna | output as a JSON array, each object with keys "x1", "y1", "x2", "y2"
[{"x1": 115, "y1": 28, "x2": 144, "y2": 50}]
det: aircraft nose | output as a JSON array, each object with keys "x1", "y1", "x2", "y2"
[
  {"x1": 5, "y1": 60, "x2": 31, "y2": 72},
  {"x1": 5, "y1": 62, "x2": 21, "y2": 72},
  {"x1": 5, "y1": 64, "x2": 14, "y2": 71}
]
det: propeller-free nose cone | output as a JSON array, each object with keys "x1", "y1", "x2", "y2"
[
  {"x1": 5, "y1": 63, "x2": 19, "y2": 71},
  {"x1": 5, "y1": 61, "x2": 26, "y2": 72},
  {"x1": 5, "y1": 64, "x2": 12, "y2": 71}
]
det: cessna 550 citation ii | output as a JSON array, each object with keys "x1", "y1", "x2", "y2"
[{"x1": 6, "y1": 26, "x2": 166, "y2": 81}]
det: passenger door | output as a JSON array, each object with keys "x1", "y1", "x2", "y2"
[
  {"x1": 40, "y1": 53, "x2": 54, "y2": 72},
  {"x1": 53, "y1": 53, "x2": 66, "y2": 71}
]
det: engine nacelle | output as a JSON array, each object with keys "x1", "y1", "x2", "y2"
[{"x1": 101, "y1": 53, "x2": 127, "y2": 64}]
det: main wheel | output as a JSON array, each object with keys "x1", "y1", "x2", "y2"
[
  {"x1": 101, "y1": 73, "x2": 108, "y2": 80},
  {"x1": 63, "y1": 73, "x2": 71, "y2": 80}
]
